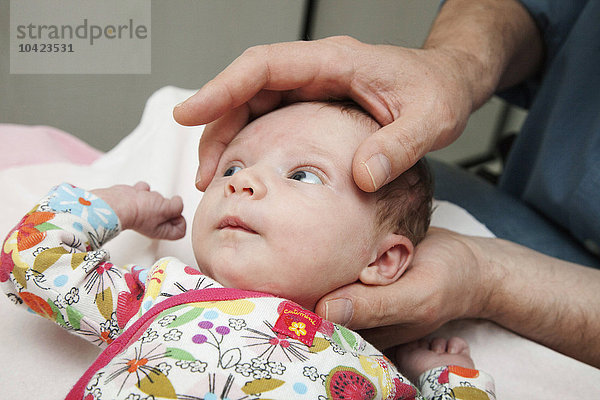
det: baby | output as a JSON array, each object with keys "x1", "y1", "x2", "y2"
[{"x1": 1, "y1": 102, "x2": 495, "y2": 399}]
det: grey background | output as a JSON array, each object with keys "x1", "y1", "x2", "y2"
[
  {"x1": 10, "y1": 0, "x2": 152, "y2": 74},
  {"x1": 1, "y1": 0, "x2": 525, "y2": 163}
]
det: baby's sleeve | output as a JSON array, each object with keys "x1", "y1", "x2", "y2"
[
  {"x1": 0, "y1": 183, "x2": 146, "y2": 347},
  {"x1": 417, "y1": 365, "x2": 496, "y2": 400}
]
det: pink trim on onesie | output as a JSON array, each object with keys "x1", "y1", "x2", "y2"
[{"x1": 66, "y1": 288, "x2": 274, "y2": 400}]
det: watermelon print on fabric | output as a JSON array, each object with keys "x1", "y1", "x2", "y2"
[{"x1": 1, "y1": 184, "x2": 496, "y2": 399}]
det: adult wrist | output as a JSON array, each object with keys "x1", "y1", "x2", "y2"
[
  {"x1": 423, "y1": 29, "x2": 503, "y2": 114},
  {"x1": 460, "y1": 235, "x2": 508, "y2": 321},
  {"x1": 423, "y1": 0, "x2": 542, "y2": 111},
  {"x1": 420, "y1": 46, "x2": 492, "y2": 115}
]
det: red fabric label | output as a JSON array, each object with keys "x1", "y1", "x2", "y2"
[{"x1": 272, "y1": 301, "x2": 322, "y2": 347}]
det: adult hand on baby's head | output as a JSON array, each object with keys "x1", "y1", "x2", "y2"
[
  {"x1": 173, "y1": 36, "x2": 475, "y2": 192},
  {"x1": 91, "y1": 182, "x2": 186, "y2": 240},
  {"x1": 314, "y1": 228, "x2": 493, "y2": 349}
]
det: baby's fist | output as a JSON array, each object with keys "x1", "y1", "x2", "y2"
[{"x1": 92, "y1": 182, "x2": 186, "y2": 240}]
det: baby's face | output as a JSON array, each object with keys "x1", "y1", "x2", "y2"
[{"x1": 192, "y1": 103, "x2": 381, "y2": 310}]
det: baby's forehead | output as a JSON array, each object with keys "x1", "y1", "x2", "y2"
[{"x1": 229, "y1": 103, "x2": 375, "y2": 151}]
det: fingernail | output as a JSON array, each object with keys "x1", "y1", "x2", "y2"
[
  {"x1": 174, "y1": 101, "x2": 184, "y2": 108},
  {"x1": 363, "y1": 153, "x2": 391, "y2": 190},
  {"x1": 325, "y1": 299, "x2": 353, "y2": 326},
  {"x1": 195, "y1": 167, "x2": 202, "y2": 188}
]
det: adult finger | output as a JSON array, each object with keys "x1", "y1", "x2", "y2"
[
  {"x1": 195, "y1": 89, "x2": 286, "y2": 191},
  {"x1": 352, "y1": 107, "x2": 445, "y2": 192},
  {"x1": 173, "y1": 38, "x2": 355, "y2": 127},
  {"x1": 314, "y1": 274, "x2": 437, "y2": 330},
  {"x1": 314, "y1": 277, "x2": 449, "y2": 350},
  {"x1": 359, "y1": 324, "x2": 434, "y2": 350},
  {"x1": 194, "y1": 105, "x2": 250, "y2": 191}
]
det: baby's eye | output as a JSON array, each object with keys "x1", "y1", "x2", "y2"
[
  {"x1": 289, "y1": 170, "x2": 323, "y2": 185},
  {"x1": 224, "y1": 166, "x2": 242, "y2": 177}
]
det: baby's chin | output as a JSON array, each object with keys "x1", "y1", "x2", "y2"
[
  {"x1": 194, "y1": 257, "x2": 261, "y2": 291},
  {"x1": 194, "y1": 254, "x2": 318, "y2": 311}
]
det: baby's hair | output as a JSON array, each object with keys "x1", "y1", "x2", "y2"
[
  {"x1": 375, "y1": 158, "x2": 433, "y2": 244},
  {"x1": 320, "y1": 101, "x2": 434, "y2": 245}
]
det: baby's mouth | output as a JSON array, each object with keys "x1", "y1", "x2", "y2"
[{"x1": 218, "y1": 216, "x2": 258, "y2": 234}]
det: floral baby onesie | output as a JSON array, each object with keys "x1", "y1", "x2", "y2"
[{"x1": 1, "y1": 184, "x2": 496, "y2": 399}]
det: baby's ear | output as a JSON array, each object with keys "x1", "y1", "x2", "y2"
[{"x1": 359, "y1": 234, "x2": 414, "y2": 286}]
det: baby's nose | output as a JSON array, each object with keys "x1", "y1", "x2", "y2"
[
  {"x1": 227, "y1": 184, "x2": 254, "y2": 196},
  {"x1": 225, "y1": 170, "x2": 266, "y2": 200}
]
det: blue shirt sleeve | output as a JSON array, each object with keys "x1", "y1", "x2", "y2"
[
  {"x1": 495, "y1": 0, "x2": 590, "y2": 108},
  {"x1": 440, "y1": 0, "x2": 591, "y2": 108}
]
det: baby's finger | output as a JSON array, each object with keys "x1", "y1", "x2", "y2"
[
  {"x1": 166, "y1": 195, "x2": 184, "y2": 218},
  {"x1": 447, "y1": 337, "x2": 470, "y2": 355},
  {"x1": 134, "y1": 181, "x2": 151, "y2": 191},
  {"x1": 167, "y1": 215, "x2": 187, "y2": 240},
  {"x1": 430, "y1": 337, "x2": 449, "y2": 354},
  {"x1": 154, "y1": 215, "x2": 186, "y2": 241}
]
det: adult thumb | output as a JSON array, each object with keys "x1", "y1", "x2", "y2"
[
  {"x1": 352, "y1": 116, "x2": 435, "y2": 192},
  {"x1": 314, "y1": 282, "x2": 399, "y2": 329}
]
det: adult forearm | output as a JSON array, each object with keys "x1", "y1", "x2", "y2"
[
  {"x1": 424, "y1": 0, "x2": 543, "y2": 110},
  {"x1": 472, "y1": 236, "x2": 600, "y2": 366}
]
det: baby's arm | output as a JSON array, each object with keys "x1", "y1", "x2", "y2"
[
  {"x1": 91, "y1": 181, "x2": 185, "y2": 241},
  {"x1": 0, "y1": 182, "x2": 184, "y2": 347}
]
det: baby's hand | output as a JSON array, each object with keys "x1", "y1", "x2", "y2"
[{"x1": 91, "y1": 182, "x2": 186, "y2": 240}]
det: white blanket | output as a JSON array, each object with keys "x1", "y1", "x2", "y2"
[{"x1": 0, "y1": 87, "x2": 598, "y2": 399}]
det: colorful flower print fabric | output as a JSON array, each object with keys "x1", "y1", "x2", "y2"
[{"x1": 1, "y1": 184, "x2": 496, "y2": 399}]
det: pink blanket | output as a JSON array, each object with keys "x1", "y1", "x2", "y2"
[{"x1": 0, "y1": 124, "x2": 102, "y2": 169}]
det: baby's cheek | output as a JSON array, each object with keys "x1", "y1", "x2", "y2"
[
  {"x1": 190, "y1": 227, "x2": 216, "y2": 277},
  {"x1": 190, "y1": 229, "x2": 204, "y2": 262}
]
